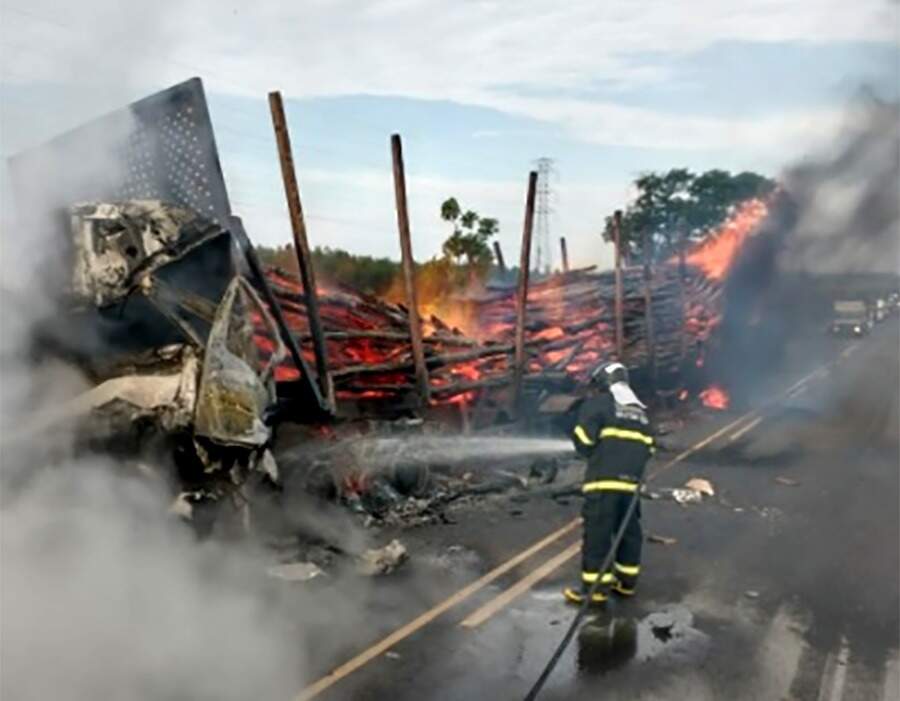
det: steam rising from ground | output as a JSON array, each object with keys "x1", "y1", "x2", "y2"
[{"x1": 1, "y1": 467, "x2": 305, "y2": 701}]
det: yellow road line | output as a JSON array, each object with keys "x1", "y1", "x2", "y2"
[
  {"x1": 787, "y1": 384, "x2": 808, "y2": 399},
  {"x1": 729, "y1": 415, "x2": 764, "y2": 442},
  {"x1": 461, "y1": 542, "x2": 582, "y2": 628},
  {"x1": 646, "y1": 410, "x2": 757, "y2": 480},
  {"x1": 293, "y1": 519, "x2": 580, "y2": 700}
]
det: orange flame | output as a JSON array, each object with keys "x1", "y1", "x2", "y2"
[
  {"x1": 686, "y1": 199, "x2": 769, "y2": 281},
  {"x1": 699, "y1": 385, "x2": 730, "y2": 410}
]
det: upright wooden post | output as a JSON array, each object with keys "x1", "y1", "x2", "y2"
[
  {"x1": 513, "y1": 171, "x2": 538, "y2": 412},
  {"x1": 493, "y1": 240, "x2": 506, "y2": 273},
  {"x1": 612, "y1": 210, "x2": 625, "y2": 361},
  {"x1": 268, "y1": 91, "x2": 333, "y2": 410},
  {"x1": 642, "y1": 228, "x2": 657, "y2": 388},
  {"x1": 390, "y1": 134, "x2": 430, "y2": 406},
  {"x1": 677, "y1": 224, "x2": 688, "y2": 367},
  {"x1": 559, "y1": 236, "x2": 570, "y2": 273}
]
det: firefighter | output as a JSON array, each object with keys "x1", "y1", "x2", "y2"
[{"x1": 564, "y1": 361, "x2": 655, "y2": 604}]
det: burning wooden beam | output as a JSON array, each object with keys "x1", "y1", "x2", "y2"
[
  {"x1": 390, "y1": 133, "x2": 430, "y2": 406},
  {"x1": 513, "y1": 171, "x2": 538, "y2": 413},
  {"x1": 642, "y1": 227, "x2": 657, "y2": 388},
  {"x1": 268, "y1": 91, "x2": 334, "y2": 410},
  {"x1": 612, "y1": 209, "x2": 625, "y2": 362},
  {"x1": 493, "y1": 241, "x2": 506, "y2": 273}
]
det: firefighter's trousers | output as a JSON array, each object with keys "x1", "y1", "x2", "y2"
[{"x1": 580, "y1": 480, "x2": 642, "y2": 592}]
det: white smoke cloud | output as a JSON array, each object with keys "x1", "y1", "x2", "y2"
[{"x1": 0, "y1": 465, "x2": 308, "y2": 701}]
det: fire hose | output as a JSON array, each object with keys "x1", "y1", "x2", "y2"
[{"x1": 522, "y1": 480, "x2": 644, "y2": 701}]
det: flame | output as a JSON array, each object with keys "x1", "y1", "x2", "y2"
[
  {"x1": 699, "y1": 385, "x2": 730, "y2": 410},
  {"x1": 686, "y1": 199, "x2": 769, "y2": 281}
]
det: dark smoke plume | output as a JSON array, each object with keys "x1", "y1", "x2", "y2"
[{"x1": 713, "y1": 97, "x2": 899, "y2": 403}]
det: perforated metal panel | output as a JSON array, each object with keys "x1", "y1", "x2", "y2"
[{"x1": 8, "y1": 77, "x2": 232, "y2": 235}]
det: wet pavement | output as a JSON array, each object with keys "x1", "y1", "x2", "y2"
[{"x1": 293, "y1": 320, "x2": 900, "y2": 701}]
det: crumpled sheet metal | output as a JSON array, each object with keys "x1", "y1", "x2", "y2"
[
  {"x1": 10, "y1": 345, "x2": 199, "y2": 441},
  {"x1": 193, "y1": 277, "x2": 283, "y2": 449},
  {"x1": 69, "y1": 200, "x2": 227, "y2": 308}
]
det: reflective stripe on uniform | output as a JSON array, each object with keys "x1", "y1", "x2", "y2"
[
  {"x1": 614, "y1": 563, "x2": 641, "y2": 576},
  {"x1": 582, "y1": 480, "x2": 638, "y2": 494},
  {"x1": 600, "y1": 427, "x2": 654, "y2": 446},
  {"x1": 582, "y1": 571, "x2": 616, "y2": 584},
  {"x1": 573, "y1": 425, "x2": 594, "y2": 446}
]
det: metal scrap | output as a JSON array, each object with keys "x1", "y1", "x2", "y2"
[
  {"x1": 17, "y1": 200, "x2": 287, "y2": 533},
  {"x1": 69, "y1": 200, "x2": 227, "y2": 308}
]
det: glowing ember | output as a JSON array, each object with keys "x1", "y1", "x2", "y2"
[
  {"x1": 699, "y1": 385, "x2": 730, "y2": 410},
  {"x1": 686, "y1": 199, "x2": 769, "y2": 281}
]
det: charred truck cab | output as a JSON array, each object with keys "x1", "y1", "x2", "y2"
[{"x1": 27, "y1": 200, "x2": 285, "y2": 533}]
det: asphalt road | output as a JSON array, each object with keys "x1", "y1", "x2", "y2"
[{"x1": 292, "y1": 319, "x2": 899, "y2": 701}]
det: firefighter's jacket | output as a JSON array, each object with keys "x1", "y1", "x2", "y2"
[{"x1": 571, "y1": 391, "x2": 655, "y2": 489}]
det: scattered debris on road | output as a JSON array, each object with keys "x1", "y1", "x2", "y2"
[
  {"x1": 647, "y1": 533, "x2": 678, "y2": 545},
  {"x1": 670, "y1": 488, "x2": 704, "y2": 505},
  {"x1": 357, "y1": 539, "x2": 409, "y2": 576},
  {"x1": 267, "y1": 562, "x2": 327, "y2": 583},
  {"x1": 685, "y1": 478, "x2": 715, "y2": 496}
]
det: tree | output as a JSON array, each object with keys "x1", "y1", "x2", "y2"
[
  {"x1": 439, "y1": 197, "x2": 498, "y2": 268},
  {"x1": 256, "y1": 244, "x2": 400, "y2": 296},
  {"x1": 604, "y1": 168, "x2": 776, "y2": 261}
]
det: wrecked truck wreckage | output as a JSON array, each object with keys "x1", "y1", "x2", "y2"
[{"x1": 22, "y1": 200, "x2": 286, "y2": 530}]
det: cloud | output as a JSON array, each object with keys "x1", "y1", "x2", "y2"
[{"x1": 2, "y1": 1, "x2": 894, "y2": 140}]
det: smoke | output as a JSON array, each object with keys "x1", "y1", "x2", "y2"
[
  {"x1": 780, "y1": 96, "x2": 899, "y2": 275},
  {"x1": 0, "y1": 466, "x2": 306, "y2": 701},
  {"x1": 710, "y1": 96, "x2": 899, "y2": 402}
]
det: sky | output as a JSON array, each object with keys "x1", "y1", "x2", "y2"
[{"x1": 0, "y1": 0, "x2": 897, "y2": 270}]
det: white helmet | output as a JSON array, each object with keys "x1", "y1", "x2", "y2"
[{"x1": 590, "y1": 361, "x2": 629, "y2": 388}]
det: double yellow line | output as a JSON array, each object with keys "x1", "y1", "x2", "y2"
[{"x1": 293, "y1": 356, "x2": 846, "y2": 700}]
